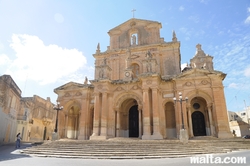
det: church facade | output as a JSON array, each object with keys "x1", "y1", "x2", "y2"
[{"x1": 54, "y1": 18, "x2": 232, "y2": 140}]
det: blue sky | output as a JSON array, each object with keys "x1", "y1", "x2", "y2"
[{"x1": 0, "y1": 0, "x2": 250, "y2": 112}]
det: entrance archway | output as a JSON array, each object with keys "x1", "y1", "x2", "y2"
[
  {"x1": 67, "y1": 105, "x2": 80, "y2": 139},
  {"x1": 192, "y1": 111, "x2": 206, "y2": 136},
  {"x1": 129, "y1": 105, "x2": 139, "y2": 137}
]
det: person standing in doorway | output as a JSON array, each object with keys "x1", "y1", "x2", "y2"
[{"x1": 16, "y1": 133, "x2": 22, "y2": 148}]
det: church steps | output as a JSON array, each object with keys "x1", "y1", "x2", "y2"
[{"x1": 21, "y1": 139, "x2": 250, "y2": 159}]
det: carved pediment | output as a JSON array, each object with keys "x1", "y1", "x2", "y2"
[
  {"x1": 114, "y1": 86, "x2": 125, "y2": 91},
  {"x1": 64, "y1": 92, "x2": 71, "y2": 97},
  {"x1": 108, "y1": 18, "x2": 161, "y2": 34},
  {"x1": 75, "y1": 91, "x2": 82, "y2": 96},
  {"x1": 54, "y1": 82, "x2": 85, "y2": 92},
  {"x1": 176, "y1": 68, "x2": 226, "y2": 80}
]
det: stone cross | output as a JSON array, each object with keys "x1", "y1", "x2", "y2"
[{"x1": 131, "y1": 9, "x2": 136, "y2": 18}]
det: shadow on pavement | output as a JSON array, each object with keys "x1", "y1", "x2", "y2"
[{"x1": 0, "y1": 142, "x2": 33, "y2": 162}]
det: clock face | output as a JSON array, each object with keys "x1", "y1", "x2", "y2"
[{"x1": 125, "y1": 72, "x2": 130, "y2": 77}]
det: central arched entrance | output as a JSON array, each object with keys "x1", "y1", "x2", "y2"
[
  {"x1": 129, "y1": 105, "x2": 139, "y2": 137},
  {"x1": 192, "y1": 111, "x2": 206, "y2": 136},
  {"x1": 67, "y1": 105, "x2": 80, "y2": 139}
]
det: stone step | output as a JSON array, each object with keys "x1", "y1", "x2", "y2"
[{"x1": 21, "y1": 139, "x2": 250, "y2": 159}]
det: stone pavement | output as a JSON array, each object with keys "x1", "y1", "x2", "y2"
[{"x1": 0, "y1": 142, "x2": 32, "y2": 162}]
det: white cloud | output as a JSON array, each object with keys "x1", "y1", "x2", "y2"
[
  {"x1": 179, "y1": 6, "x2": 184, "y2": 11},
  {"x1": 244, "y1": 16, "x2": 250, "y2": 24},
  {"x1": 0, "y1": 41, "x2": 4, "y2": 51},
  {"x1": 200, "y1": 0, "x2": 209, "y2": 4},
  {"x1": 6, "y1": 34, "x2": 87, "y2": 85},
  {"x1": 181, "y1": 63, "x2": 188, "y2": 70},
  {"x1": 228, "y1": 83, "x2": 239, "y2": 89},
  {"x1": 244, "y1": 66, "x2": 250, "y2": 77},
  {"x1": 247, "y1": 7, "x2": 250, "y2": 13},
  {"x1": 0, "y1": 54, "x2": 11, "y2": 65}
]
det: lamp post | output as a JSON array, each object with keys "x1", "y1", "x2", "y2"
[
  {"x1": 173, "y1": 92, "x2": 189, "y2": 143},
  {"x1": 53, "y1": 101, "x2": 63, "y2": 133},
  {"x1": 173, "y1": 92, "x2": 188, "y2": 129}
]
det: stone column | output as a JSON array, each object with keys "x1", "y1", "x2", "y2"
[
  {"x1": 100, "y1": 92, "x2": 108, "y2": 138},
  {"x1": 116, "y1": 110, "x2": 120, "y2": 137},
  {"x1": 90, "y1": 93, "x2": 100, "y2": 139},
  {"x1": 113, "y1": 110, "x2": 116, "y2": 137},
  {"x1": 65, "y1": 114, "x2": 68, "y2": 138},
  {"x1": 75, "y1": 115, "x2": 78, "y2": 138},
  {"x1": 208, "y1": 104, "x2": 214, "y2": 136},
  {"x1": 151, "y1": 88, "x2": 163, "y2": 139},
  {"x1": 187, "y1": 107, "x2": 193, "y2": 137},
  {"x1": 142, "y1": 88, "x2": 151, "y2": 139},
  {"x1": 138, "y1": 108, "x2": 142, "y2": 138}
]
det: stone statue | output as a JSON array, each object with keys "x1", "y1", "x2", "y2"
[
  {"x1": 103, "y1": 58, "x2": 107, "y2": 65},
  {"x1": 146, "y1": 61, "x2": 152, "y2": 72},
  {"x1": 146, "y1": 50, "x2": 152, "y2": 59},
  {"x1": 99, "y1": 69, "x2": 104, "y2": 78},
  {"x1": 132, "y1": 35, "x2": 136, "y2": 45},
  {"x1": 84, "y1": 76, "x2": 88, "y2": 84}
]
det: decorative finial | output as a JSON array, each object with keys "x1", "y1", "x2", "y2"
[
  {"x1": 96, "y1": 43, "x2": 100, "y2": 54},
  {"x1": 97, "y1": 43, "x2": 100, "y2": 50},
  {"x1": 131, "y1": 9, "x2": 136, "y2": 18},
  {"x1": 172, "y1": 30, "x2": 177, "y2": 42},
  {"x1": 195, "y1": 44, "x2": 205, "y2": 56}
]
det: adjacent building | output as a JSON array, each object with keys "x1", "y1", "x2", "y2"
[
  {"x1": 228, "y1": 108, "x2": 250, "y2": 137},
  {"x1": 17, "y1": 95, "x2": 56, "y2": 142},
  {"x1": 54, "y1": 18, "x2": 232, "y2": 140},
  {"x1": 0, "y1": 75, "x2": 22, "y2": 145}
]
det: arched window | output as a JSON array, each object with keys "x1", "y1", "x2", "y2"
[{"x1": 131, "y1": 33, "x2": 138, "y2": 46}]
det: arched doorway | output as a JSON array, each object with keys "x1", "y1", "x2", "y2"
[
  {"x1": 129, "y1": 105, "x2": 139, "y2": 137},
  {"x1": 67, "y1": 105, "x2": 80, "y2": 139},
  {"x1": 192, "y1": 111, "x2": 206, "y2": 136}
]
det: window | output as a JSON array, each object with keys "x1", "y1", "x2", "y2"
[
  {"x1": 193, "y1": 103, "x2": 200, "y2": 109},
  {"x1": 131, "y1": 33, "x2": 138, "y2": 46},
  {"x1": 241, "y1": 112, "x2": 246, "y2": 116}
]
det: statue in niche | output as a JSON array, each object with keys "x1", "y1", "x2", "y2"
[
  {"x1": 103, "y1": 57, "x2": 107, "y2": 65},
  {"x1": 132, "y1": 35, "x2": 136, "y2": 45},
  {"x1": 84, "y1": 76, "x2": 88, "y2": 84},
  {"x1": 146, "y1": 61, "x2": 152, "y2": 72},
  {"x1": 145, "y1": 50, "x2": 152, "y2": 59},
  {"x1": 99, "y1": 69, "x2": 104, "y2": 78}
]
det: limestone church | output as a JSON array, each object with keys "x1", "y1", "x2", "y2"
[{"x1": 54, "y1": 18, "x2": 232, "y2": 140}]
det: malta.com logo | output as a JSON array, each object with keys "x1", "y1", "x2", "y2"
[{"x1": 190, "y1": 154, "x2": 246, "y2": 164}]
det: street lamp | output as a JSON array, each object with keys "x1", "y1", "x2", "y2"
[
  {"x1": 173, "y1": 92, "x2": 188, "y2": 129},
  {"x1": 53, "y1": 101, "x2": 63, "y2": 133}
]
